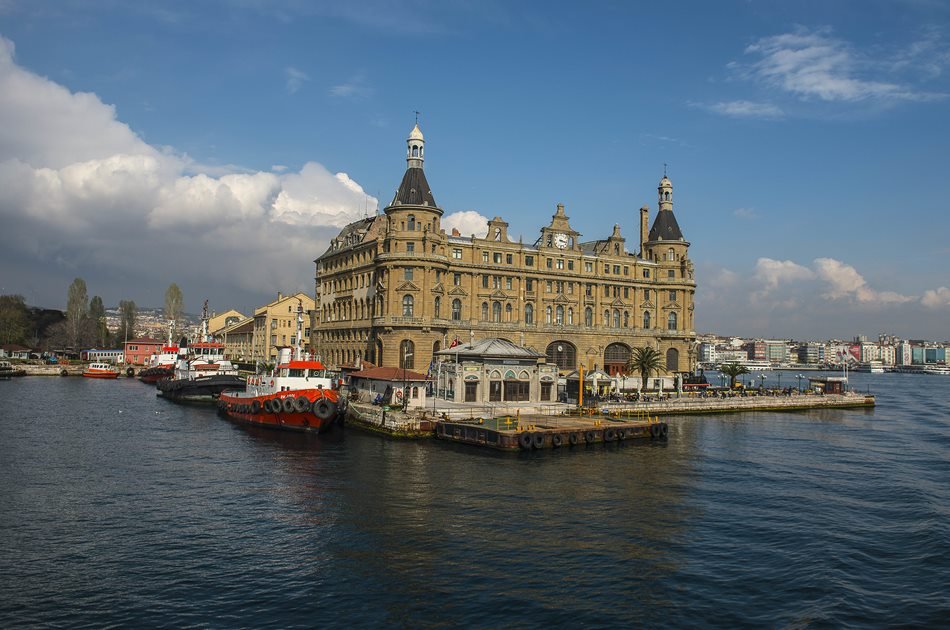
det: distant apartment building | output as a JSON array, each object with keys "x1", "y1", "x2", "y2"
[
  {"x1": 699, "y1": 342, "x2": 719, "y2": 364},
  {"x1": 252, "y1": 292, "x2": 315, "y2": 363},
  {"x1": 859, "y1": 343, "x2": 881, "y2": 363},
  {"x1": 123, "y1": 337, "x2": 163, "y2": 365},
  {"x1": 797, "y1": 342, "x2": 825, "y2": 365},
  {"x1": 896, "y1": 341, "x2": 913, "y2": 365},
  {"x1": 878, "y1": 345, "x2": 896, "y2": 366},
  {"x1": 764, "y1": 341, "x2": 789, "y2": 364}
]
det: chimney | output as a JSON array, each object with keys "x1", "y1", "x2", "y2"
[
  {"x1": 639, "y1": 205, "x2": 650, "y2": 257},
  {"x1": 277, "y1": 291, "x2": 283, "y2": 301}
]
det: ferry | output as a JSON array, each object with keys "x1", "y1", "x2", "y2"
[
  {"x1": 217, "y1": 302, "x2": 345, "y2": 433},
  {"x1": 854, "y1": 360, "x2": 885, "y2": 374},
  {"x1": 923, "y1": 365, "x2": 950, "y2": 375},
  {"x1": 82, "y1": 362, "x2": 120, "y2": 379}
]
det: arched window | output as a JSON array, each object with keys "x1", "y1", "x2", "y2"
[
  {"x1": 545, "y1": 341, "x2": 577, "y2": 371},
  {"x1": 666, "y1": 348, "x2": 679, "y2": 371},
  {"x1": 433, "y1": 296, "x2": 441, "y2": 319},
  {"x1": 667, "y1": 247, "x2": 675, "y2": 261},
  {"x1": 668, "y1": 311, "x2": 677, "y2": 330},
  {"x1": 545, "y1": 306, "x2": 552, "y2": 324},
  {"x1": 400, "y1": 340, "x2": 415, "y2": 369},
  {"x1": 603, "y1": 310, "x2": 610, "y2": 326},
  {"x1": 452, "y1": 299, "x2": 462, "y2": 321},
  {"x1": 664, "y1": 191, "x2": 670, "y2": 201},
  {"x1": 481, "y1": 302, "x2": 489, "y2": 320},
  {"x1": 525, "y1": 303, "x2": 534, "y2": 325},
  {"x1": 585, "y1": 307, "x2": 593, "y2": 327},
  {"x1": 433, "y1": 340, "x2": 441, "y2": 355},
  {"x1": 407, "y1": 214, "x2": 416, "y2": 231},
  {"x1": 505, "y1": 303, "x2": 512, "y2": 322},
  {"x1": 567, "y1": 307, "x2": 574, "y2": 325},
  {"x1": 412, "y1": 146, "x2": 419, "y2": 157},
  {"x1": 643, "y1": 311, "x2": 651, "y2": 329},
  {"x1": 555, "y1": 305, "x2": 564, "y2": 325},
  {"x1": 613, "y1": 309, "x2": 620, "y2": 328},
  {"x1": 492, "y1": 301, "x2": 501, "y2": 322},
  {"x1": 402, "y1": 295, "x2": 413, "y2": 316}
]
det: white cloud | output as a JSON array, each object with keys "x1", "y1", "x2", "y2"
[
  {"x1": 704, "y1": 100, "x2": 784, "y2": 119},
  {"x1": 921, "y1": 287, "x2": 950, "y2": 309},
  {"x1": 329, "y1": 74, "x2": 373, "y2": 99},
  {"x1": 0, "y1": 36, "x2": 377, "y2": 308},
  {"x1": 285, "y1": 66, "x2": 309, "y2": 94},
  {"x1": 739, "y1": 27, "x2": 947, "y2": 103},
  {"x1": 753, "y1": 258, "x2": 815, "y2": 293},
  {"x1": 442, "y1": 210, "x2": 489, "y2": 237},
  {"x1": 813, "y1": 257, "x2": 915, "y2": 304}
]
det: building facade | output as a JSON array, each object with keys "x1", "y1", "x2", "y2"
[
  {"x1": 314, "y1": 124, "x2": 697, "y2": 376},
  {"x1": 252, "y1": 292, "x2": 315, "y2": 364}
]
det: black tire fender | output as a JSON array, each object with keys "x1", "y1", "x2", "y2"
[
  {"x1": 313, "y1": 399, "x2": 334, "y2": 420},
  {"x1": 531, "y1": 432, "x2": 544, "y2": 449},
  {"x1": 518, "y1": 431, "x2": 532, "y2": 450},
  {"x1": 294, "y1": 396, "x2": 310, "y2": 413},
  {"x1": 551, "y1": 433, "x2": 563, "y2": 448}
]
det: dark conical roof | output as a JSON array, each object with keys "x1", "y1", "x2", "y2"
[
  {"x1": 392, "y1": 167, "x2": 437, "y2": 207},
  {"x1": 648, "y1": 210, "x2": 684, "y2": 241}
]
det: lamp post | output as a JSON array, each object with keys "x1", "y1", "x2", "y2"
[
  {"x1": 797, "y1": 373, "x2": 804, "y2": 392},
  {"x1": 760, "y1": 374, "x2": 767, "y2": 390},
  {"x1": 403, "y1": 349, "x2": 413, "y2": 412}
]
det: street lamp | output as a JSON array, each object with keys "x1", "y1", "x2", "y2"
[
  {"x1": 402, "y1": 349, "x2": 413, "y2": 412},
  {"x1": 760, "y1": 374, "x2": 767, "y2": 389},
  {"x1": 796, "y1": 373, "x2": 804, "y2": 392}
]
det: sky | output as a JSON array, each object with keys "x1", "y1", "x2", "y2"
[{"x1": 0, "y1": 0, "x2": 948, "y2": 341}]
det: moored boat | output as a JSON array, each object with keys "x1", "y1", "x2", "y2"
[
  {"x1": 156, "y1": 301, "x2": 245, "y2": 402},
  {"x1": 82, "y1": 362, "x2": 120, "y2": 379},
  {"x1": 139, "y1": 325, "x2": 180, "y2": 384},
  {"x1": 217, "y1": 301, "x2": 345, "y2": 433}
]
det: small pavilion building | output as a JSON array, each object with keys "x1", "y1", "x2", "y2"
[
  {"x1": 434, "y1": 338, "x2": 558, "y2": 404},
  {"x1": 348, "y1": 366, "x2": 429, "y2": 409}
]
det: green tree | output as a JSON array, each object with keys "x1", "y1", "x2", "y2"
[
  {"x1": 720, "y1": 362, "x2": 750, "y2": 389},
  {"x1": 0, "y1": 294, "x2": 30, "y2": 345},
  {"x1": 627, "y1": 346, "x2": 663, "y2": 391},
  {"x1": 164, "y1": 283, "x2": 184, "y2": 334},
  {"x1": 89, "y1": 296, "x2": 110, "y2": 347},
  {"x1": 65, "y1": 277, "x2": 90, "y2": 349},
  {"x1": 116, "y1": 300, "x2": 137, "y2": 344}
]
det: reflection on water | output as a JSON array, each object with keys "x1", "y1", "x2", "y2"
[{"x1": 1, "y1": 371, "x2": 948, "y2": 627}]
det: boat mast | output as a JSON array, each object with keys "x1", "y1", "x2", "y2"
[{"x1": 294, "y1": 300, "x2": 304, "y2": 361}]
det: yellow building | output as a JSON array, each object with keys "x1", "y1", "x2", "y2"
[
  {"x1": 248, "y1": 292, "x2": 315, "y2": 363},
  {"x1": 217, "y1": 316, "x2": 254, "y2": 363},
  {"x1": 208, "y1": 309, "x2": 246, "y2": 336},
  {"x1": 314, "y1": 124, "x2": 696, "y2": 376}
]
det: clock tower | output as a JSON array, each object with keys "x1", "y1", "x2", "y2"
[{"x1": 539, "y1": 203, "x2": 578, "y2": 250}]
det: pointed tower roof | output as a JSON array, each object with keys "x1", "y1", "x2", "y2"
[
  {"x1": 648, "y1": 174, "x2": 685, "y2": 241},
  {"x1": 389, "y1": 122, "x2": 440, "y2": 210}
]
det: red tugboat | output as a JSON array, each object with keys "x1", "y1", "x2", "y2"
[{"x1": 217, "y1": 302, "x2": 345, "y2": 432}]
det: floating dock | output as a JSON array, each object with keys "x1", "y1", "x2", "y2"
[{"x1": 436, "y1": 415, "x2": 668, "y2": 451}]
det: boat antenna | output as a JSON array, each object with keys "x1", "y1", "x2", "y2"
[{"x1": 294, "y1": 299, "x2": 304, "y2": 361}]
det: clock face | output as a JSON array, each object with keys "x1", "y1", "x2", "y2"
[{"x1": 553, "y1": 233, "x2": 569, "y2": 249}]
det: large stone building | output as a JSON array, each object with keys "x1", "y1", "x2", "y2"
[{"x1": 313, "y1": 124, "x2": 696, "y2": 376}]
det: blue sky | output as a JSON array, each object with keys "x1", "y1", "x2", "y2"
[{"x1": 1, "y1": 0, "x2": 948, "y2": 340}]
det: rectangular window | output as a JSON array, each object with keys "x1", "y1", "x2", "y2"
[
  {"x1": 546, "y1": 280, "x2": 553, "y2": 293},
  {"x1": 546, "y1": 258, "x2": 553, "y2": 269},
  {"x1": 526, "y1": 278, "x2": 534, "y2": 292},
  {"x1": 585, "y1": 262, "x2": 593, "y2": 273},
  {"x1": 623, "y1": 266, "x2": 629, "y2": 276},
  {"x1": 605, "y1": 264, "x2": 610, "y2": 274},
  {"x1": 271, "y1": 335, "x2": 277, "y2": 345},
  {"x1": 506, "y1": 253, "x2": 513, "y2": 265},
  {"x1": 482, "y1": 251, "x2": 489, "y2": 263},
  {"x1": 482, "y1": 275, "x2": 489, "y2": 288},
  {"x1": 435, "y1": 270, "x2": 441, "y2": 282},
  {"x1": 454, "y1": 273, "x2": 461, "y2": 286},
  {"x1": 643, "y1": 269, "x2": 650, "y2": 278},
  {"x1": 493, "y1": 252, "x2": 502, "y2": 264},
  {"x1": 586, "y1": 283, "x2": 593, "y2": 297},
  {"x1": 568, "y1": 260, "x2": 574, "y2": 270},
  {"x1": 556, "y1": 280, "x2": 564, "y2": 293},
  {"x1": 644, "y1": 289, "x2": 651, "y2": 300},
  {"x1": 406, "y1": 242, "x2": 415, "y2": 253},
  {"x1": 669, "y1": 290, "x2": 676, "y2": 301},
  {"x1": 506, "y1": 277, "x2": 513, "y2": 290},
  {"x1": 668, "y1": 270, "x2": 676, "y2": 278},
  {"x1": 556, "y1": 259, "x2": 564, "y2": 270},
  {"x1": 304, "y1": 328, "x2": 311, "y2": 337},
  {"x1": 568, "y1": 282, "x2": 574, "y2": 294},
  {"x1": 453, "y1": 248, "x2": 462, "y2": 259},
  {"x1": 624, "y1": 287, "x2": 629, "y2": 299},
  {"x1": 613, "y1": 265, "x2": 621, "y2": 274},
  {"x1": 493, "y1": 276, "x2": 501, "y2": 289},
  {"x1": 525, "y1": 255, "x2": 534, "y2": 266},
  {"x1": 404, "y1": 267, "x2": 413, "y2": 281},
  {"x1": 603, "y1": 285, "x2": 609, "y2": 297},
  {"x1": 271, "y1": 319, "x2": 278, "y2": 329}
]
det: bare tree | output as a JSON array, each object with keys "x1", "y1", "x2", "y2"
[{"x1": 65, "y1": 278, "x2": 89, "y2": 350}]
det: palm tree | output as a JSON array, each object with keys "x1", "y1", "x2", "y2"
[
  {"x1": 719, "y1": 362, "x2": 750, "y2": 389},
  {"x1": 628, "y1": 346, "x2": 663, "y2": 391}
]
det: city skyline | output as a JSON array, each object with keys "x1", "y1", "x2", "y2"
[{"x1": 1, "y1": 1, "x2": 949, "y2": 340}]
